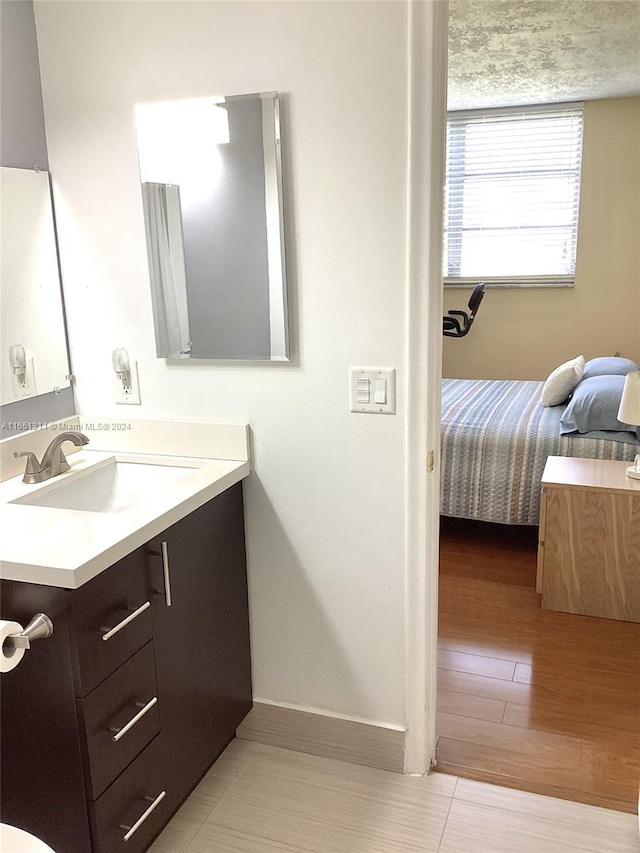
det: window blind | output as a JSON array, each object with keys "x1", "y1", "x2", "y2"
[{"x1": 444, "y1": 104, "x2": 584, "y2": 284}]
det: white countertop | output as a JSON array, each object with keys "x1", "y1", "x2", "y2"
[{"x1": 0, "y1": 420, "x2": 251, "y2": 589}]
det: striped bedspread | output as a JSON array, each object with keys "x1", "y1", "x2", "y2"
[{"x1": 441, "y1": 378, "x2": 640, "y2": 526}]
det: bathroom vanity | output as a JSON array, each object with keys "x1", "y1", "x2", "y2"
[{"x1": 0, "y1": 421, "x2": 253, "y2": 853}]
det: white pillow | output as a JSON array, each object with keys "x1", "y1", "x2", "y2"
[{"x1": 540, "y1": 355, "x2": 585, "y2": 407}]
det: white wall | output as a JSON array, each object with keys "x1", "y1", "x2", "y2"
[{"x1": 34, "y1": 0, "x2": 432, "y2": 729}]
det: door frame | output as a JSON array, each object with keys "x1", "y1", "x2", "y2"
[{"x1": 403, "y1": 0, "x2": 448, "y2": 774}]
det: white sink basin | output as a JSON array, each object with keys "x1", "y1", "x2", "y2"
[{"x1": 11, "y1": 458, "x2": 196, "y2": 514}]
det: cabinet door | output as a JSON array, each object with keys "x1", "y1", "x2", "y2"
[
  {"x1": 0, "y1": 581, "x2": 92, "y2": 853},
  {"x1": 148, "y1": 483, "x2": 252, "y2": 813},
  {"x1": 542, "y1": 487, "x2": 640, "y2": 621}
]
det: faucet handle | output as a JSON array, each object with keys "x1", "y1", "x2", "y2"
[
  {"x1": 13, "y1": 451, "x2": 42, "y2": 475},
  {"x1": 13, "y1": 450, "x2": 51, "y2": 484}
]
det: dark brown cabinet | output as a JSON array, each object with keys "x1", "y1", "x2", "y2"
[
  {"x1": 147, "y1": 485, "x2": 252, "y2": 814},
  {"x1": 0, "y1": 483, "x2": 252, "y2": 853}
]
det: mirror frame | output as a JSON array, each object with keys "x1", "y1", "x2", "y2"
[{"x1": 137, "y1": 91, "x2": 290, "y2": 362}]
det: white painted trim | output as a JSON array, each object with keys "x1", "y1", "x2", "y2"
[
  {"x1": 403, "y1": 0, "x2": 448, "y2": 774},
  {"x1": 237, "y1": 701, "x2": 405, "y2": 774},
  {"x1": 253, "y1": 696, "x2": 405, "y2": 732}
]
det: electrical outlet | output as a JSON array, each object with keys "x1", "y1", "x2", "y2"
[
  {"x1": 11, "y1": 358, "x2": 37, "y2": 399},
  {"x1": 114, "y1": 360, "x2": 141, "y2": 405}
]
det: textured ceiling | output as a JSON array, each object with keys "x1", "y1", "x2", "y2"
[{"x1": 448, "y1": 0, "x2": 640, "y2": 110}]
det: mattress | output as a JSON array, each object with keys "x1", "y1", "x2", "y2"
[{"x1": 441, "y1": 378, "x2": 640, "y2": 525}]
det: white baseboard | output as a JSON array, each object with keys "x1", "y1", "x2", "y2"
[{"x1": 236, "y1": 701, "x2": 405, "y2": 774}]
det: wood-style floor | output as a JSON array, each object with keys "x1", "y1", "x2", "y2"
[{"x1": 436, "y1": 516, "x2": 640, "y2": 814}]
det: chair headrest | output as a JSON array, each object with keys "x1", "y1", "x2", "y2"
[{"x1": 468, "y1": 282, "x2": 485, "y2": 314}]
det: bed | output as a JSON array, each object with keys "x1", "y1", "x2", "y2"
[{"x1": 440, "y1": 378, "x2": 640, "y2": 526}]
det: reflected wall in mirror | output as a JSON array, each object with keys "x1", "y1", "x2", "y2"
[
  {"x1": 0, "y1": 167, "x2": 70, "y2": 405},
  {"x1": 135, "y1": 91, "x2": 289, "y2": 361}
]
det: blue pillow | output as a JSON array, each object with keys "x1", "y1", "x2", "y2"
[
  {"x1": 560, "y1": 375, "x2": 640, "y2": 437},
  {"x1": 582, "y1": 356, "x2": 639, "y2": 380}
]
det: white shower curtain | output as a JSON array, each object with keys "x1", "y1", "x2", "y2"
[{"x1": 142, "y1": 182, "x2": 192, "y2": 357}]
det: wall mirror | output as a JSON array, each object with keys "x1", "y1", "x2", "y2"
[
  {"x1": 135, "y1": 91, "x2": 290, "y2": 361},
  {"x1": 0, "y1": 167, "x2": 70, "y2": 406}
]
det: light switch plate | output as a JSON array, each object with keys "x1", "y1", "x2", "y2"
[
  {"x1": 114, "y1": 360, "x2": 141, "y2": 405},
  {"x1": 349, "y1": 367, "x2": 396, "y2": 414}
]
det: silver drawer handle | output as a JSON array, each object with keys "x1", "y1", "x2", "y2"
[
  {"x1": 147, "y1": 541, "x2": 172, "y2": 607},
  {"x1": 120, "y1": 790, "x2": 166, "y2": 842},
  {"x1": 110, "y1": 696, "x2": 158, "y2": 742},
  {"x1": 100, "y1": 601, "x2": 151, "y2": 641},
  {"x1": 161, "y1": 541, "x2": 172, "y2": 607}
]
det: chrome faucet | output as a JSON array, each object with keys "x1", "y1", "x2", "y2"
[{"x1": 14, "y1": 431, "x2": 90, "y2": 484}]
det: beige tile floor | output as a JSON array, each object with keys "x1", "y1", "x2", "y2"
[{"x1": 150, "y1": 739, "x2": 639, "y2": 853}]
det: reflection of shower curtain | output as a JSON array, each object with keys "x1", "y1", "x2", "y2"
[{"x1": 142, "y1": 182, "x2": 191, "y2": 356}]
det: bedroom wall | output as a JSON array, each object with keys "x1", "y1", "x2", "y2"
[
  {"x1": 32, "y1": 0, "x2": 429, "y2": 731},
  {"x1": 442, "y1": 96, "x2": 640, "y2": 380}
]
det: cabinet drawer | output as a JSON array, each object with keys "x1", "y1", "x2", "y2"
[
  {"x1": 77, "y1": 641, "x2": 160, "y2": 801},
  {"x1": 89, "y1": 735, "x2": 168, "y2": 853},
  {"x1": 69, "y1": 548, "x2": 153, "y2": 695}
]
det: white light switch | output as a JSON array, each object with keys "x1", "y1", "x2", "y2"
[
  {"x1": 356, "y1": 378, "x2": 371, "y2": 403},
  {"x1": 349, "y1": 368, "x2": 396, "y2": 414}
]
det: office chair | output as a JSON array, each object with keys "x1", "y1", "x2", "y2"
[{"x1": 443, "y1": 282, "x2": 485, "y2": 338}]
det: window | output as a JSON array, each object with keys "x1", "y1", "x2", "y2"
[{"x1": 443, "y1": 103, "x2": 584, "y2": 286}]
